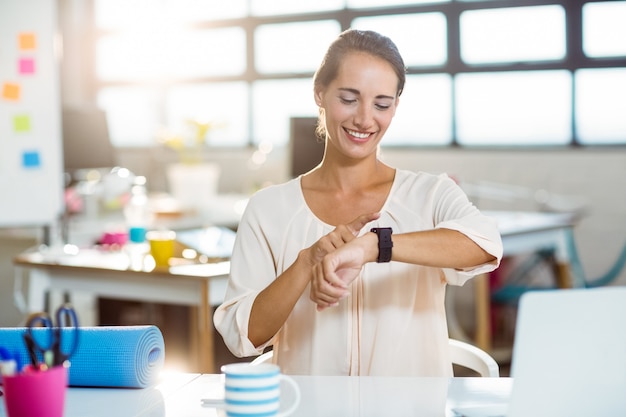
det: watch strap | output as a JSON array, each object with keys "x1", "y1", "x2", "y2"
[{"x1": 370, "y1": 227, "x2": 393, "y2": 263}]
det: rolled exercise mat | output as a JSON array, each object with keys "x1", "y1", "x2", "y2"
[{"x1": 0, "y1": 325, "x2": 164, "y2": 388}]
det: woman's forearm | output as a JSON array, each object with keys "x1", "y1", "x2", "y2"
[
  {"x1": 391, "y1": 228, "x2": 496, "y2": 269},
  {"x1": 247, "y1": 249, "x2": 313, "y2": 347}
]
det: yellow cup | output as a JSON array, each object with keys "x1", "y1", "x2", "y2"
[{"x1": 146, "y1": 230, "x2": 176, "y2": 268}]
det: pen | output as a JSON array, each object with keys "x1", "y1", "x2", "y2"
[{"x1": 0, "y1": 346, "x2": 17, "y2": 377}]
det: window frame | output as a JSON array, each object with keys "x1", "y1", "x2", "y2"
[{"x1": 85, "y1": 0, "x2": 626, "y2": 149}]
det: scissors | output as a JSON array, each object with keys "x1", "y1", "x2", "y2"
[{"x1": 24, "y1": 303, "x2": 80, "y2": 368}]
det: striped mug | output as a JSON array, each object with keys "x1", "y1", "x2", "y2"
[{"x1": 221, "y1": 363, "x2": 300, "y2": 417}]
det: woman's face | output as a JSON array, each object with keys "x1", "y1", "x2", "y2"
[{"x1": 316, "y1": 51, "x2": 400, "y2": 160}]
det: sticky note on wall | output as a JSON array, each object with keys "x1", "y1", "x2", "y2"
[
  {"x1": 19, "y1": 32, "x2": 37, "y2": 50},
  {"x1": 14, "y1": 115, "x2": 31, "y2": 132},
  {"x1": 2, "y1": 83, "x2": 20, "y2": 101},
  {"x1": 22, "y1": 150, "x2": 41, "y2": 168},
  {"x1": 19, "y1": 58, "x2": 36, "y2": 75}
]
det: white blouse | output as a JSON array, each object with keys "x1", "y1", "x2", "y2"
[{"x1": 213, "y1": 169, "x2": 503, "y2": 376}]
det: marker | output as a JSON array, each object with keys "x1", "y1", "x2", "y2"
[
  {"x1": 0, "y1": 346, "x2": 17, "y2": 376},
  {"x1": 0, "y1": 359, "x2": 17, "y2": 377}
]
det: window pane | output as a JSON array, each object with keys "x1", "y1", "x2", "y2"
[
  {"x1": 576, "y1": 69, "x2": 626, "y2": 145},
  {"x1": 352, "y1": 13, "x2": 447, "y2": 67},
  {"x1": 167, "y1": 83, "x2": 249, "y2": 147},
  {"x1": 251, "y1": 0, "x2": 342, "y2": 16},
  {"x1": 460, "y1": 5, "x2": 565, "y2": 64},
  {"x1": 348, "y1": 0, "x2": 448, "y2": 8},
  {"x1": 170, "y1": 28, "x2": 246, "y2": 78},
  {"x1": 583, "y1": 1, "x2": 626, "y2": 58},
  {"x1": 164, "y1": 0, "x2": 247, "y2": 22},
  {"x1": 97, "y1": 28, "x2": 245, "y2": 81},
  {"x1": 456, "y1": 71, "x2": 571, "y2": 145},
  {"x1": 384, "y1": 74, "x2": 452, "y2": 145},
  {"x1": 252, "y1": 79, "x2": 319, "y2": 146},
  {"x1": 95, "y1": 0, "x2": 166, "y2": 30},
  {"x1": 255, "y1": 21, "x2": 341, "y2": 74},
  {"x1": 95, "y1": 0, "x2": 247, "y2": 29},
  {"x1": 97, "y1": 87, "x2": 162, "y2": 146}
]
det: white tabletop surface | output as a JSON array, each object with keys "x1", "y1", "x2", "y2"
[{"x1": 1, "y1": 373, "x2": 514, "y2": 417}]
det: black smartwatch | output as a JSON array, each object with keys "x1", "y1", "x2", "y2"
[{"x1": 370, "y1": 227, "x2": 393, "y2": 263}]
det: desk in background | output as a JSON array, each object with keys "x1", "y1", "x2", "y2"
[
  {"x1": 464, "y1": 210, "x2": 579, "y2": 353},
  {"x1": 13, "y1": 248, "x2": 230, "y2": 373},
  {"x1": 0, "y1": 373, "x2": 513, "y2": 417}
]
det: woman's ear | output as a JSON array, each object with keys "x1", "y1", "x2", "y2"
[{"x1": 314, "y1": 89, "x2": 323, "y2": 107}]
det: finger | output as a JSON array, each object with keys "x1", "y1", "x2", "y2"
[{"x1": 346, "y1": 212, "x2": 381, "y2": 236}]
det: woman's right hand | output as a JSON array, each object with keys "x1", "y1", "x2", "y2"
[{"x1": 307, "y1": 212, "x2": 380, "y2": 307}]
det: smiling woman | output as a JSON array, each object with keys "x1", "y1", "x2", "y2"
[{"x1": 213, "y1": 29, "x2": 503, "y2": 377}]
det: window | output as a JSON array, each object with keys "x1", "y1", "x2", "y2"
[
  {"x1": 582, "y1": 1, "x2": 626, "y2": 58},
  {"x1": 456, "y1": 71, "x2": 571, "y2": 146},
  {"x1": 90, "y1": 0, "x2": 626, "y2": 148},
  {"x1": 460, "y1": 6, "x2": 566, "y2": 64},
  {"x1": 254, "y1": 21, "x2": 341, "y2": 74},
  {"x1": 352, "y1": 13, "x2": 447, "y2": 67}
]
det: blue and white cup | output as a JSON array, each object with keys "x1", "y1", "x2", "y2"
[{"x1": 221, "y1": 363, "x2": 300, "y2": 417}]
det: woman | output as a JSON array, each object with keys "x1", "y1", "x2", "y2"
[{"x1": 214, "y1": 29, "x2": 502, "y2": 376}]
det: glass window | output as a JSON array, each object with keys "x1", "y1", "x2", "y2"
[
  {"x1": 455, "y1": 70, "x2": 571, "y2": 145},
  {"x1": 95, "y1": 0, "x2": 247, "y2": 29},
  {"x1": 384, "y1": 74, "x2": 452, "y2": 145},
  {"x1": 352, "y1": 13, "x2": 447, "y2": 67},
  {"x1": 167, "y1": 82, "x2": 249, "y2": 147},
  {"x1": 250, "y1": 0, "x2": 343, "y2": 16},
  {"x1": 460, "y1": 5, "x2": 566, "y2": 64},
  {"x1": 165, "y1": 0, "x2": 248, "y2": 22},
  {"x1": 169, "y1": 28, "x2": 247, "y2": 78},
  {"x1": 252, "y1": 79, "x2": 319, "y2": 146},
  {"x1": 97, "y1": 28, "x2": 245, "y2": 81},
  {"x1": 97, "y1": 87, "x2": 163, "y2": 146},
  {"x1": 583, "y1": 1, "x2": 626, "y2": 58},
  {"x1": 576, "y1": 69, "x2": 626, "y2": 145},
  {"x1": 255, "y1": 21, "x2": 341, "y2": 74}
]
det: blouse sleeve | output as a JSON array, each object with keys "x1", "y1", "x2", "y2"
[
  {"x1": 213, "y1": 196, "x2": 278, "y2": 358},
  {"x1": 431, "y1": 174, "x2": 503, "y2": 285}
]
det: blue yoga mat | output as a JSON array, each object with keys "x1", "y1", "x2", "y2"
[{"x1": 0, "y1": 325, "x2": 164, "y2": 388}]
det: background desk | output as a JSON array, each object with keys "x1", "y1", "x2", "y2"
[
  {"x1": 0, "y1": 374, "x2": 513, "y2": 417},
  {"x1": 13, "y1": 249, "x2": 229, "y2": 373},
  {"x1": 447, "y1": 210, "x2": 579, "y2": 354}
]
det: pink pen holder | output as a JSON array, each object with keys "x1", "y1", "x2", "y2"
[{"x1": 2, "y1": 365, "x2": 68, "y2": 417}]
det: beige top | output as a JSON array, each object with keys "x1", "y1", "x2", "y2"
[{"x1": 214, "y1": 169, "x2": 503, "y2": 376}]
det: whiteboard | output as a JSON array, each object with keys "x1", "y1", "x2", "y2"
[{"x1": 0, "y1": 0, "x2": 64, "y2": 228}]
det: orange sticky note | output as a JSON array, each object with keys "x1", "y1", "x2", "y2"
[
  {"x1": 2, "y1": 83, "x2": 20, "y2": 101},
  {"x1": 19, "y1": 33, "x2": 37, "y2": 50}
]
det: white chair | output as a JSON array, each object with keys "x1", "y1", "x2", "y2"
[
  {"x1": 250, "y1": 338, "x2": 500, "y2": 377},
  {"x1": 448, "y1": 338, "x2": 500, "y2": 377}
]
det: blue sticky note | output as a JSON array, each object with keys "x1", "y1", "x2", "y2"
[{"x1": 22, "y1": 150, "x2": 41, "y2": 168}]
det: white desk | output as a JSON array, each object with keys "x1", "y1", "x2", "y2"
[{"x1": 0, "y1": 374, "x2": 513, "y2": 417}]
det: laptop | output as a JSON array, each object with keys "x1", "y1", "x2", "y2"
[{"x1": 455, "y1": 286, "x2": 626, "y2": 417}]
